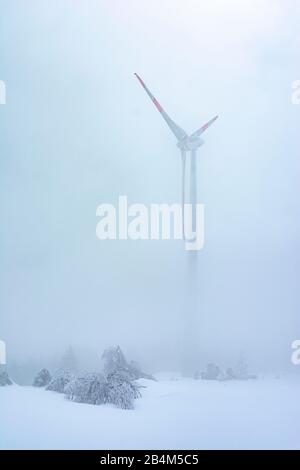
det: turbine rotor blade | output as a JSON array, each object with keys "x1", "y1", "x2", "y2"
[
  {"x1": 135, "y1": 73, "x2": 187, "y2": 141},
  {"x1": 189, "y1": 115, "x2": 219, "y2": 140}
]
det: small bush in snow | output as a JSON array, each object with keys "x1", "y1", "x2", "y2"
[
  {"x1": 223, "y1": 357, "x2": 256, "y2": 381},
  {"x1": 195, "y1": 355, "x2": 256, "y2": 381},
  {"x1": 0, "y1": 371, "x2": 12, "y2": 386},
  {"x1": 234, "y1": 354, "x2": 256, "y2": 380},
  {"x1": 33, "y1": 368, "x2": 52, "y2": 387},
  {"x1": 65, "y1": 373, "x2": 107, "y2": 405},
  {"x1": 225, "y1": 367, "x2": 236, "y2": 380},
  {"x1": 105, "y1": 370, "x2": 141, "y2": 409},
  {"x1": 65, "y1": 370, "x2": 141, "y2": 409},
  {"x1": 46, "y1": 369, "x2": 73, "y2": 393},
  {"x1": 235, "y1": 353, "x2": 249, "y2": 379}
]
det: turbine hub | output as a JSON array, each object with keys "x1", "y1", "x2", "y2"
[{"x1": 177, "y1": 137, "x2": 204, "y2": 151}]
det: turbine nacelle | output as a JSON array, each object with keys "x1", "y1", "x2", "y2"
[{"x1": 177, "y1": 136, "x2": 204, "y2": 152}]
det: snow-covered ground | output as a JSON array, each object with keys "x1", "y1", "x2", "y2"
[{"x1": 1, "y1": 376, "x2": 299, "y2": 450}]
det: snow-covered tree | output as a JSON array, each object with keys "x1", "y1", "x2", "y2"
[
  {"x1": 46, "y1": 368, "x2": 73, "y2": 393},
  {"x1": 62, "y1": 346, "x2": 147, "y2": 408},
  {"x1": 201, "y1": 363, "x2": 220, "y2": 380},
  {"x1": 0, "y1": 370, "x2": 12, "y2": 386},
  {"x1": 225, "y1": 367, "x2": 236, "y2": 380},
  {"x1": 65, "y1": 370, "x2": 141, "y2": 409},
  {"x1": 102, "y1": 346, "x2": 127, "y2": 376},
  {"x1": 236, "y1": 352, "x2": 248, "y2": 379},
  {"x1": 61, "y1": 346, "x2": 78, "y2": 372},
  {"x1": 234, "y1": 353, "x2": 256, "y2": 380},
  {"x1": 65, "y1": 373, "x2": 107, "y2": 405},
  {"x1": 102, "y1": 346, "x2": 155, "y2": 381},
  {"x1": 105, "y1": 370, "x2": 141, "y2": 409},
  {"x1": 33, "y1": 368, "x2": 52, "y2": 387}
]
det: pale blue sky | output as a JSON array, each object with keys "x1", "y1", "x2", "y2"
[{"x1": 0, "y1": 0, "x2": 299, "y2": 372}]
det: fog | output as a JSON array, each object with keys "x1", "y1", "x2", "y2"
[{"x1": 1, "y1": 0, "x2": 299, "y2": 378}]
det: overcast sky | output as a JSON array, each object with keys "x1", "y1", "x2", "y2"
[{"x1": 0, "y1": 0, "x2": 299, "y2": 373}]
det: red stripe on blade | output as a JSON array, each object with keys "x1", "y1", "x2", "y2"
[{"x1": 152, "y1": 97, "x2": 163, "y2": 112}]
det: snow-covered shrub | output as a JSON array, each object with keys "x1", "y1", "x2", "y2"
[
  {"x1": 219, "y1": 356, "x2": 257, "y2": 381},
  {"x1": 0, "y1": 371, "x2": 12, "y2": 386},
  {"x1": 65, "y1": 373, "x2": 107, "y2": 405},
  {"x1": 105, "y1": 370, "x2": 141, "y2": 410},
  {"x1": 201, "y1": 363, "x2": 220, "y2": 380},
  {"x1": 65, "y1": 370, "x2": 141, "y2": 410},
  {"x1": 33, "y1": 368, "x2": 52, "y2": 387},
  {"x1": 225, "y1": 367, "x2": 236, "y2": 380},
  {"x1": 235, "y1": 353, "x2": 248, "y2": 379},
  {"x1": 46, "y1": 368, "x2": 73, "y2": 393},
  {"x1": 234, "y1": 354, "x2": 256, "y2": 380}
]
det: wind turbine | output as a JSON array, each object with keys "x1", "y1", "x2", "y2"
[
  {"x1": 135, "y1": 73, "x2": 218, "y2": 375},
  {"x1": 134, "y1": 73, "x2": 218, "y2": 239}
]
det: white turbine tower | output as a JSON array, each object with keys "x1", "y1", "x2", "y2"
[{"x1": 135, "y1": 73, "x2": 218, "y2": 375}]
